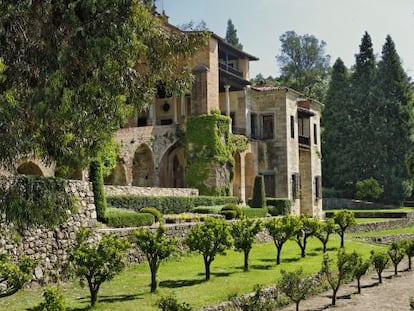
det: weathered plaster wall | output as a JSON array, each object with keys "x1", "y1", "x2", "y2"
[{"x1": 105, "y1": 185, "x2": 199, "y2": 197}]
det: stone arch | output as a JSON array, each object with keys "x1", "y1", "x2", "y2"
[
  {"x1": 244, "y1": 152, "x2": 255, "y2": 202},
  {"x1": 17, "y1": 161, "x2": 44, "y2": 176},
  {"x1": 233, "y1": 153, "x2": 242, "y2": 200},
  {"x1": 132, "y1": 144, "x2": 155, "y2": 187},
  {"x1": 159, "y1": 145, "x2": 185, "y2": 188},
  {"x1": 105, "y1": 162, "x2": 127, "y2": 186}
]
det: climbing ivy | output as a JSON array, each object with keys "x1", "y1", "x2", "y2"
[
  {"x1": 185, "y1": 114, "x2": 235, "y2": 195},
  {"x1": 0, "y1": 176, "x2": 76, "y2": 229}
]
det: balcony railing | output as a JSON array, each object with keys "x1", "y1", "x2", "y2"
[{"x1": 219, "y1": 62, "x2": 243, "y2": 77}]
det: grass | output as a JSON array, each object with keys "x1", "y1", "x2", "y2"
[{"x1": 0, "y1": 235, "x2": 385, "y2": 311}]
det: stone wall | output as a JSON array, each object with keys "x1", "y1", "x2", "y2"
[
  {"x1": 104, "y1": 185, "x2": 199, "y2": 197},
  {"x1": 323, "y1": 198, "x2": 397, "y2": 210},
  {"x1": 0, "y1": 178, "x2": 96, "y2": 283}
]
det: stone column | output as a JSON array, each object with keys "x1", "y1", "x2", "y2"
[
  {"x1": 180, "y1": 94, "x2": 186, "y2": 120},
  {"x1": 240, "y1": 152, "x2": 246, "y2": 204},
  {"x1": 149, "y1": 103, "x2": 156, "y2": 126},
  {"x1": 224, "y1": 85, "x2": 231, "y2": 116},
  {"x1": 244, "y1": 88, "x2": 251, "y2": 137},
  {"x1": 173, "y1": 97, "x2": 178, "y2": 124}
]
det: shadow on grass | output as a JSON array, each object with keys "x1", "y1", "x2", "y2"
[
  {"x1": 249, "y1": 264, "x2": 273, "y2": 270},
  {"x1": 314, "y1": 246, "x2": 338, "y2": 252},
  {"x1": 259, "y1": 258, "x2": 276, "y2": 263},
  {"x1": 159, "y1": 278, "x2": 205, "y2": 288},
  {"x1": 281, "y1": 257, "x2": 301, "y2": 263},
  {"x1": 69, "y1": 293, "x2": 142, "y2": 309}
]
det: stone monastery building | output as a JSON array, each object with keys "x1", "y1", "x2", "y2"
[{"x1": 6, "y1": 19, "x2": 323, "y2": 217}]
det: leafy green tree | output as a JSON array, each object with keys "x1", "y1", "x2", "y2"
[
  {"x1": 157, "y1": 294, "x2": 192, "y2": 311},
  {"x1": 333, "y1": 210, "x2": 356, "y2": 248},
  {"x1": 38, "y1": 286, "x2": 66, "y2": 311},
  {"x1": 185, "y1": 217, "x2": 233, "y2": 281},
  {"x1": 265, "y1": 215, "x2": 301, "y2": 264},
  {"x1": 387, "y1": 241, "x2": 405, "y2": 276},
  {"x1": 355, "y1": 178, "x2": 384, "y2": 201},
  {"x1": 321, "y1": 58, "x2": 351, "y2": 189},
  {"x1": 321, "y1": 249, "x2": 355, "y2": 306},
  {"x1": 370, "y1": 250, "x2": 389, "y2": 284},
  {"x1": 231, "y1": 218, "x2": 262, "y2": 271},
  {"x1": 404, "y1": 239, "x2": 414, "y2": 270},
  {"x1": 0, "y1": 1, "x2": 205, "y2": 169},
  {"x1": 295, "y1": 215, "x2": 320, "y2": 258},
  {"x1": 0, "y1": 255, "x2": 35, "y2": 298},
  {"x1": 225, "y1": 19, "x2": 243, "y2": 50},
  {"x1": 351, "y1": 251, "x2": 370, "y2": 294},
  {"x1": 315, "y1": 218, "x2": 336, "y2": 253},
  {"x1": 278, "y1": 268, "x2": 316, "y2": 311},
  {"x1": 132, "y1": 226, "x2": 178, "y2": 292},
  {"x1": 69, "y1": 228, "x2": 130, "y2": 306},
  {"x1": 276, "y1": 31, "x2": 330, "y2": 101}
]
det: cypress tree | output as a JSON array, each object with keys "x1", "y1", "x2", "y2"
[
  {"x1": 90, "y1": 160, "x2": 107, "y2": 221},
  {"x1": 347, "y1": 32, "x2": 377, "y2": 188},
  {"x1": 225, "y1": 19, "x2": 243, "y2": 50},
  {"x1": 373, "y1": 35, "x2": 413, "y2": 202},
  {"x1": 322, "y1": 58, "x2": 351, "y2": 189},
  {"x1": 251, "y1": 175, "x2": 266, "y2": 208}
]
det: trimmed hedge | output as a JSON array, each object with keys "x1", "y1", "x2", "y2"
[
  {"x1": 220, "y1": 210, "x2": 237, "y2": 219},
  {"x1": 221, "y1": 203, "x2": 243, "y2": 219},
  {"x1": 191, "y1": 206, "x2": 223, "y2": 214},
  {"x1": 247, "y1": 198, "x2": 291, "y2": 216},
  {"x1": 105, "y1": 207, "x2": 154, "y2": 228},
  {"x1": 251, "y1": 175, "x2": 266, "y2": 208},
  {"x1": 107, "y1": 195, "x2": 238, "y2": 214},
  {"x1": 140, "y1": 207, "x2": 162, "y2": 222},
  {"x1": 241, "y1": 207, "x2": 268, "y2": 218}
]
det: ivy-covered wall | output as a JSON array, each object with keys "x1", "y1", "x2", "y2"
[{"x1": 185, "y1": 114, "x2": 247, "y2": 196}]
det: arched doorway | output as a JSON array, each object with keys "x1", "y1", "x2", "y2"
[
  {"x1": 233, "y1": 153, "x2": 241, "y2": 200},
  {"x1": 132, "y1": 144, "x2": 155, "y2": 187},
  {"x1": 105, "y1": 162, "x2": 127, "y2": 186},
  {"x1": 244, "y1": 153, "x2": 255, "y2": 202},
  {"x1": 159, "y1": 146, "x2": 185, "y2": 188},
  {"x1": 17, "y1": 161, "x2": 44, "y2": 176}
]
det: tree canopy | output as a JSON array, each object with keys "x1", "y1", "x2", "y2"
[
  {"x1": 225, "y1": 19, "x2": 243, "y2": 50},
  {"x1": 276, "y1": 30, "x2": 330, "y2": 101},
  {"x1": 0, "y1": 0, "x2": 205, "y2": 170}
]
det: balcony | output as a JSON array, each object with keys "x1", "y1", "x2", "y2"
[{"x1": 219, "y1": 62, "x2": 243, "y2": 78}]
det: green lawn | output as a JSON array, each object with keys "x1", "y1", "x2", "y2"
[{"x1": 0, "y1": 235, "x2": 385, "y2": 311}]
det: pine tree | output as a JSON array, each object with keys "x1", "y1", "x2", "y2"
[
  {"x1": 373, "y1": 35, "x2": 413, "y2": 202},
  {"x1": 347, "y1": 32, "x2": 377, "y2": 190},
  {"x1": 322, "y1": 58, "x2": 351, "y2": 189},
  {"x1": 225, "y1": 19, "x2": 243, "y2": 50}
]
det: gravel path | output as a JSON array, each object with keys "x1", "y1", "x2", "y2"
[{"x1": 279, "y1": 260, "x2": 414, "y2": 311}]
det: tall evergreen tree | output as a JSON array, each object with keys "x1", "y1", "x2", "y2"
[
  {"x1": 373, "y1": 35, "x2": 413, "y2": 202},
  {"x1": 225, "y1": 19, "x2": 243, "y2": 50},
  {"x1": 322, "y1": 58, "x2": 351, "y2": 189},
  {"x1": 347, "y1": 32, "x2": 377, "y2": 187}
]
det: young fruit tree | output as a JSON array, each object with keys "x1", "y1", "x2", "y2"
[
  {"x1": 333, "y1": 210, "x2": 356, "y2": 248},
  {"x1": 315, "y1": 218, "x2": 336, "y2": 253},
  {"x1": 69, "y1": 228, "x2": 130, "y2": 306},
  {"x1": 185, "y1": 217, "x2": 233, "y2": 281},
  {"x1": 132, "y1": 226, "x2": 178, "y2": 292},
  {"x1": 370, "y1": 250, "x2": 389, "y2": 284},
  {"x1": 278, "y1": 268, "x2": 316, "y2": 311},
  {"x1": 0, "y1": 255, "x2": 35, "y2": 298},
  {"x1": 320, "y1": 249, "x2": 355, "y2": 306},
  {"x1": 265, "y1": 215, "x2": 301, "y2": 264},
  {"x1": 404, "y1": 239, "x2": 414, "y2": 270},
  {"x1": 295, "y1": 215, "x2": 320, "y2": 258},
  {"x1": 231, "y1": 218, "x2": 262, "y2": 271},
  {"x1": 387, "y1": 241, "x2": 405, "y2": 276},
  {"x1": 351, "y1": 251, "x2": 370, "y2": 294}
]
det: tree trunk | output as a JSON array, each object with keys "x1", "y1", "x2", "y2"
[
  {"x1": 340, "y1": 231, "x2": 345, "y2": 248},
  {"x1": 244, "y1": 250, "x2": 249, "y2": 272},
  {"x1": 394, "y1": 264, "x2": 398, "y2": 276},
  {"x1": 150, "y1": 263, "x2": 158, "y2": 292},
  {"x1": 332, "y1": 289, "x2": 337, "y2": 305},
  {"x1": 378, "y1": 271, "x2": 382, "y2": 284},
  {"x1": 88, "y1": 279, "x2": 100, "y2": 307},
  {"x1": 323, "y1": 241, "x2": 327, "y2": 253},
  {"x1": 296, "y1": 301, "x2": 300, "y2": 311},
  {"x1": 276, "y1": 246, "x2": 282, "y2": 265},
  {"x1": 357, "y1": 278, "x2": 361, "y2": 294},
  {"x1": 302, "y1": 238, "x2": 307, "y2": 257},
  {"x1": 204, "y1": 257, "x2": 211, "y2": 281},
  {"x1": 409, "y1": 256, "x2": 412, "y2": 270}
]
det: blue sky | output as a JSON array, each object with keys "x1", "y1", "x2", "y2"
[{"x1": 158, "y1": 0, "x2": 414, "y2": 79}]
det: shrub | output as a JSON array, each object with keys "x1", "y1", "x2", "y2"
[
  {"x1": 191, "y1": 206, "x2": 223, "y2": 214},
  {"x1": 105, "y1": 208, "x2": 154, "y2": 228},
  {"x1": 266, "y1": 198, "x2": 291, "y2": 215},
  {"x1": 38, "y1": 286, "x2": 66, "y2": 311},
  {"x1": 251, "y1": 175, "x2": 266, "y2": 208},
  {"x1": 220, "y1": 210, "x2": 237, "y2": 220},
  {"x1": 242, "y1": 207, "x2": 268, "y2": 218},
  {"x1": 157, "y1": 294, "x2": 192, "y2": 311},
  {"x1": 0, "y1": 255, "x2": 35, "y2": 297},
  {"x1": 193, "y1": 196, "x2": 237, "y2": 206},
  {"x1": 221, "y1": 203, "x2": 243, "y2": 218},
  {"x1": 89, "y1": 160, "x2": 107, "y2": 222},
  {"x1": 140, "y1": 207, "x2": 162, "y2": 222},
  {"x1": 355, "y1": 178, "x2": 383, "y2": 201}
]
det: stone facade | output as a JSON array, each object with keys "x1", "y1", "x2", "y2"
[{"x1": 0, "y1": 178, "x2": 96, "y2": 283}]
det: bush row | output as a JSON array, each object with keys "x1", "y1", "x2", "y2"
[
  {"x1": 106, "y1": 195, "x2": 238, "y2": 214},
  {"x1": 247, "y1": 198, "x2": 291, "y2": 216},
  {"x1": 105, "y1": 207, "x2": 154, "y2": 228}
]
